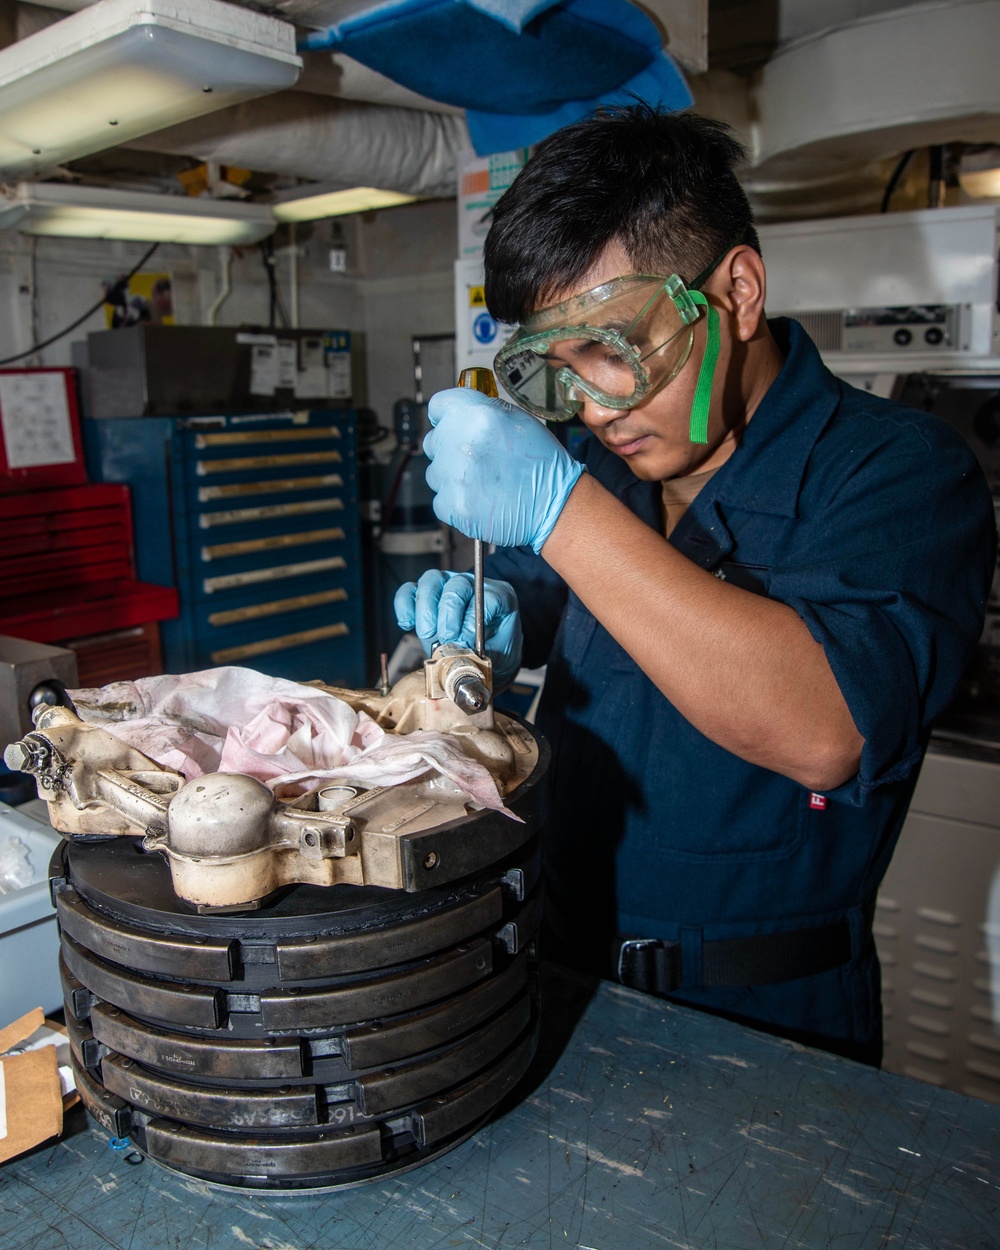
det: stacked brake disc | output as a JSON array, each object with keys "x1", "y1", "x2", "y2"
[{"x1": 53, "y1": 832, "x2": 542, "y2": 1190}]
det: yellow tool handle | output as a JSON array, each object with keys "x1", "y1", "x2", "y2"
[{"x1": 458, "y1": 367, "x2": 499, "y2": 399}]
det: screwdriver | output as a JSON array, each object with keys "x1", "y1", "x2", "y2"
[{"x1": 457, "y1": 367, "x2": 499, "y2": 662}]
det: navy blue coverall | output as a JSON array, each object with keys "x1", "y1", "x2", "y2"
[{"x1": 487, "y1": 318, "x2": 997, "y2": 1064}]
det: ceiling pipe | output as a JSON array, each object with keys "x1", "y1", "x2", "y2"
[
  {"x1": 205, "y1": 244, "x2": 233, "y2": 325},
  {"x1": 127, "y1": 92, "x2": 469, "y2": 197}
]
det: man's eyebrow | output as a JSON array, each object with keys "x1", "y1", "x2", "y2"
[
  {"x1": 542, "y1": 338, "x2": 607, "y2": 361},
  {"x1": 555, "y1": 311, "x2": 640, "y2": 335}
]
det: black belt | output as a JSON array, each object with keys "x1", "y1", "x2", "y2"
[{"x1": 613, "y1": 909, "x2": 872, "y2": 995}]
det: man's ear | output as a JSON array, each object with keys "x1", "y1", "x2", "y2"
[{"x1": 716, "y1": 246, "x2": 767, "y2": 342}]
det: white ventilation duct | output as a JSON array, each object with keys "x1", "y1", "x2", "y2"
[
  {"x1": 752, "y1": 0, "x2": 1000, "y2": 176},
  {"x1": 129, "y1": 92, "x2": 469, "y2": 196}
]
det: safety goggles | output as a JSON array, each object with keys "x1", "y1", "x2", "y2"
[{"x1": 494, "y1": 266, "x2": 722, "y2": 444}]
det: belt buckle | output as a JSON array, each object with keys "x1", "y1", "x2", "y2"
[{"x1": 616, "y1": 937, "x2": 680, "y2": 993}]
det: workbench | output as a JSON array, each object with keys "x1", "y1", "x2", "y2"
[{"x1": 2, "y1": 966, "x2": 999, "y2": 1250}]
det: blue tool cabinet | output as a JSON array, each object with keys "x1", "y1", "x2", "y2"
[{"x1": 83, "y1": 410, "x2": 368, "y2": 687}]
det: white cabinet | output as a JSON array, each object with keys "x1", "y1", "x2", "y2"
[{"x1": 877, "y1": 747, "x2": 1000, "y2": 1101}]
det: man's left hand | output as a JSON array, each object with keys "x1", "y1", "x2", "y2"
[{"x1": 424, "y1": 387, "x2": 584, "y2": 553}]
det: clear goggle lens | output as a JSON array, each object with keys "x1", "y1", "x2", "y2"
[{"x1": 494, "y1": 274, "x2": 702, "y2": 423}]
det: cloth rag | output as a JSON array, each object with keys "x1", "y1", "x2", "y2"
[{"x1": 68, "y1": 667, "x2": 516, "y2": 817}]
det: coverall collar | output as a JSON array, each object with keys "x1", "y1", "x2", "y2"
[
  {"x1": 612, "y1": 318, "x2": 839, "y2": 522},
  {"x1": 604, "y1": 319, "x2": 841, "y2": 569},
  {"x1": 710, "y1": 317, "x2": 841, "y2": 520}
]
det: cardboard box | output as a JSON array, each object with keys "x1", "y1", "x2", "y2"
[{"x1": 0, "y1": 1007, "x2": 77, "y2": 1164}]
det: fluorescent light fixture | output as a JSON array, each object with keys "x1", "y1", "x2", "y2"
[
  {"x1": 0, "y1": 0, "x2": 301, "y2": 179},
  {"x1": 0, "y1": 182, "x2": 276, "y2": 245},
  {"x1": 273, "y1": 186, "x2": 421, "y2": 222}
]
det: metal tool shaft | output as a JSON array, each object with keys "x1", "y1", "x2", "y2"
[
  {"x1": 457, "y1": 367, "x2": 499, "y2": 662},
  {"x1": 474, "y1": 538, "x2": 485, "y2": 659}
]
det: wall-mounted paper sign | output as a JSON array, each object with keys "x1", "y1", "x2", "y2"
[{"x1": 0, "y1": 370, "x2": 84, "y2": 487}]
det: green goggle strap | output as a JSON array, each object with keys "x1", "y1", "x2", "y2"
[{"x1": 687, "y1": 290, "x2": 718, "y2": 444}]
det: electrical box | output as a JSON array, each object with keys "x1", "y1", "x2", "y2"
[
  {"x1": 0, "y1": 635, "x2": 77, "y2": 748},
  {"x1": 81, "y1": 326, "x2": 365, "y2": 419},
  {"x1": 760, "y1": 205, "x2": 1000, "y2": 376}
]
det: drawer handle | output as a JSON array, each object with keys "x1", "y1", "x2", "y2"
[
  {"x1": 208, "y1": 588, "x2": 348, "y2": 627},
  {"x1": 198, "y1": 473, "x2": 344, "y2": 502},
  {"x1": 199, "y1": 499, "x2": 344, "y2": 528},
  {"x1": 194, "y1": 427, "x2": 342, "y2": 448},
  {"x1": 196, "y1": 451, "x2": 342, "y2": 475},
  {"x1": 203, "y1": 555, "x2": 348, "y2": 594},
  {"x1": 202, "y1": 527, "x2": 346, "y2": 563},
  {"x1": 211, "y1": 622, "x2": 350, "y2": 664}
]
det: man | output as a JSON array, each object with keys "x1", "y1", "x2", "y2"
[{"x1": 395, "y1": 106, "x2": 996, "y2": 1064}]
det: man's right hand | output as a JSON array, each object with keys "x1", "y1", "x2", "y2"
[
  {"x1": 393, "y1": 570, "x2": 523, "y2": 689},
  {"x1": 424, "y1": 387, "x2": 584, "y2": 553}
]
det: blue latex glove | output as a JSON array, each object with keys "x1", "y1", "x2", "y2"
[
  {"x1": 423, "y1": 387, "x2": 585, "y2": 553},
  {"x1": 394, "y1": 569, "x2": 523, "y2": 690}
]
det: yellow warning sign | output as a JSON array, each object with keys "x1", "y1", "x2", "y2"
[{"x1": 469, "y1": 286, "x2": 487, "y2": 308}]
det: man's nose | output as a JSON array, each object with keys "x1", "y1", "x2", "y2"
[{"x1": 580, "y1": 397, "x2": 628, "y2": 429}]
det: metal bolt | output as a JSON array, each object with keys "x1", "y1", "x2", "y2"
[
  {"x1": 423, "y1": 852, "x2": 438, "y2": 870},
  {"x1": 3, "y1": 742, "x2": 30, "y2": 772},
  {"x1": 452, "y1": 673, "x2": 491, "y2": 715}
]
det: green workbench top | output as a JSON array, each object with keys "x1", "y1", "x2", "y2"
[{"x1": 2, "y1": 965, "x2": 998, "y2": 1250}]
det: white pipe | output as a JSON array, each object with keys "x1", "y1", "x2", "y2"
[
  {"x1": 206, "y1": 245, "x2": 232, "y2": 326},
  {"x1": 289, "y1": 222, "x2": 299, "y2": 330},
  {"x1": 128, "y1": 94, "x2": 467, "y2": 197}
]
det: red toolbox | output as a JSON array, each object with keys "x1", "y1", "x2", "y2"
[{"x1": 0, "y1": 484, "x2": 178, "y2": 645}]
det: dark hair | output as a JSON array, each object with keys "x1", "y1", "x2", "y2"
[{"x1": 484, "y1": 105, "x2": 759, "y2": 323}]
